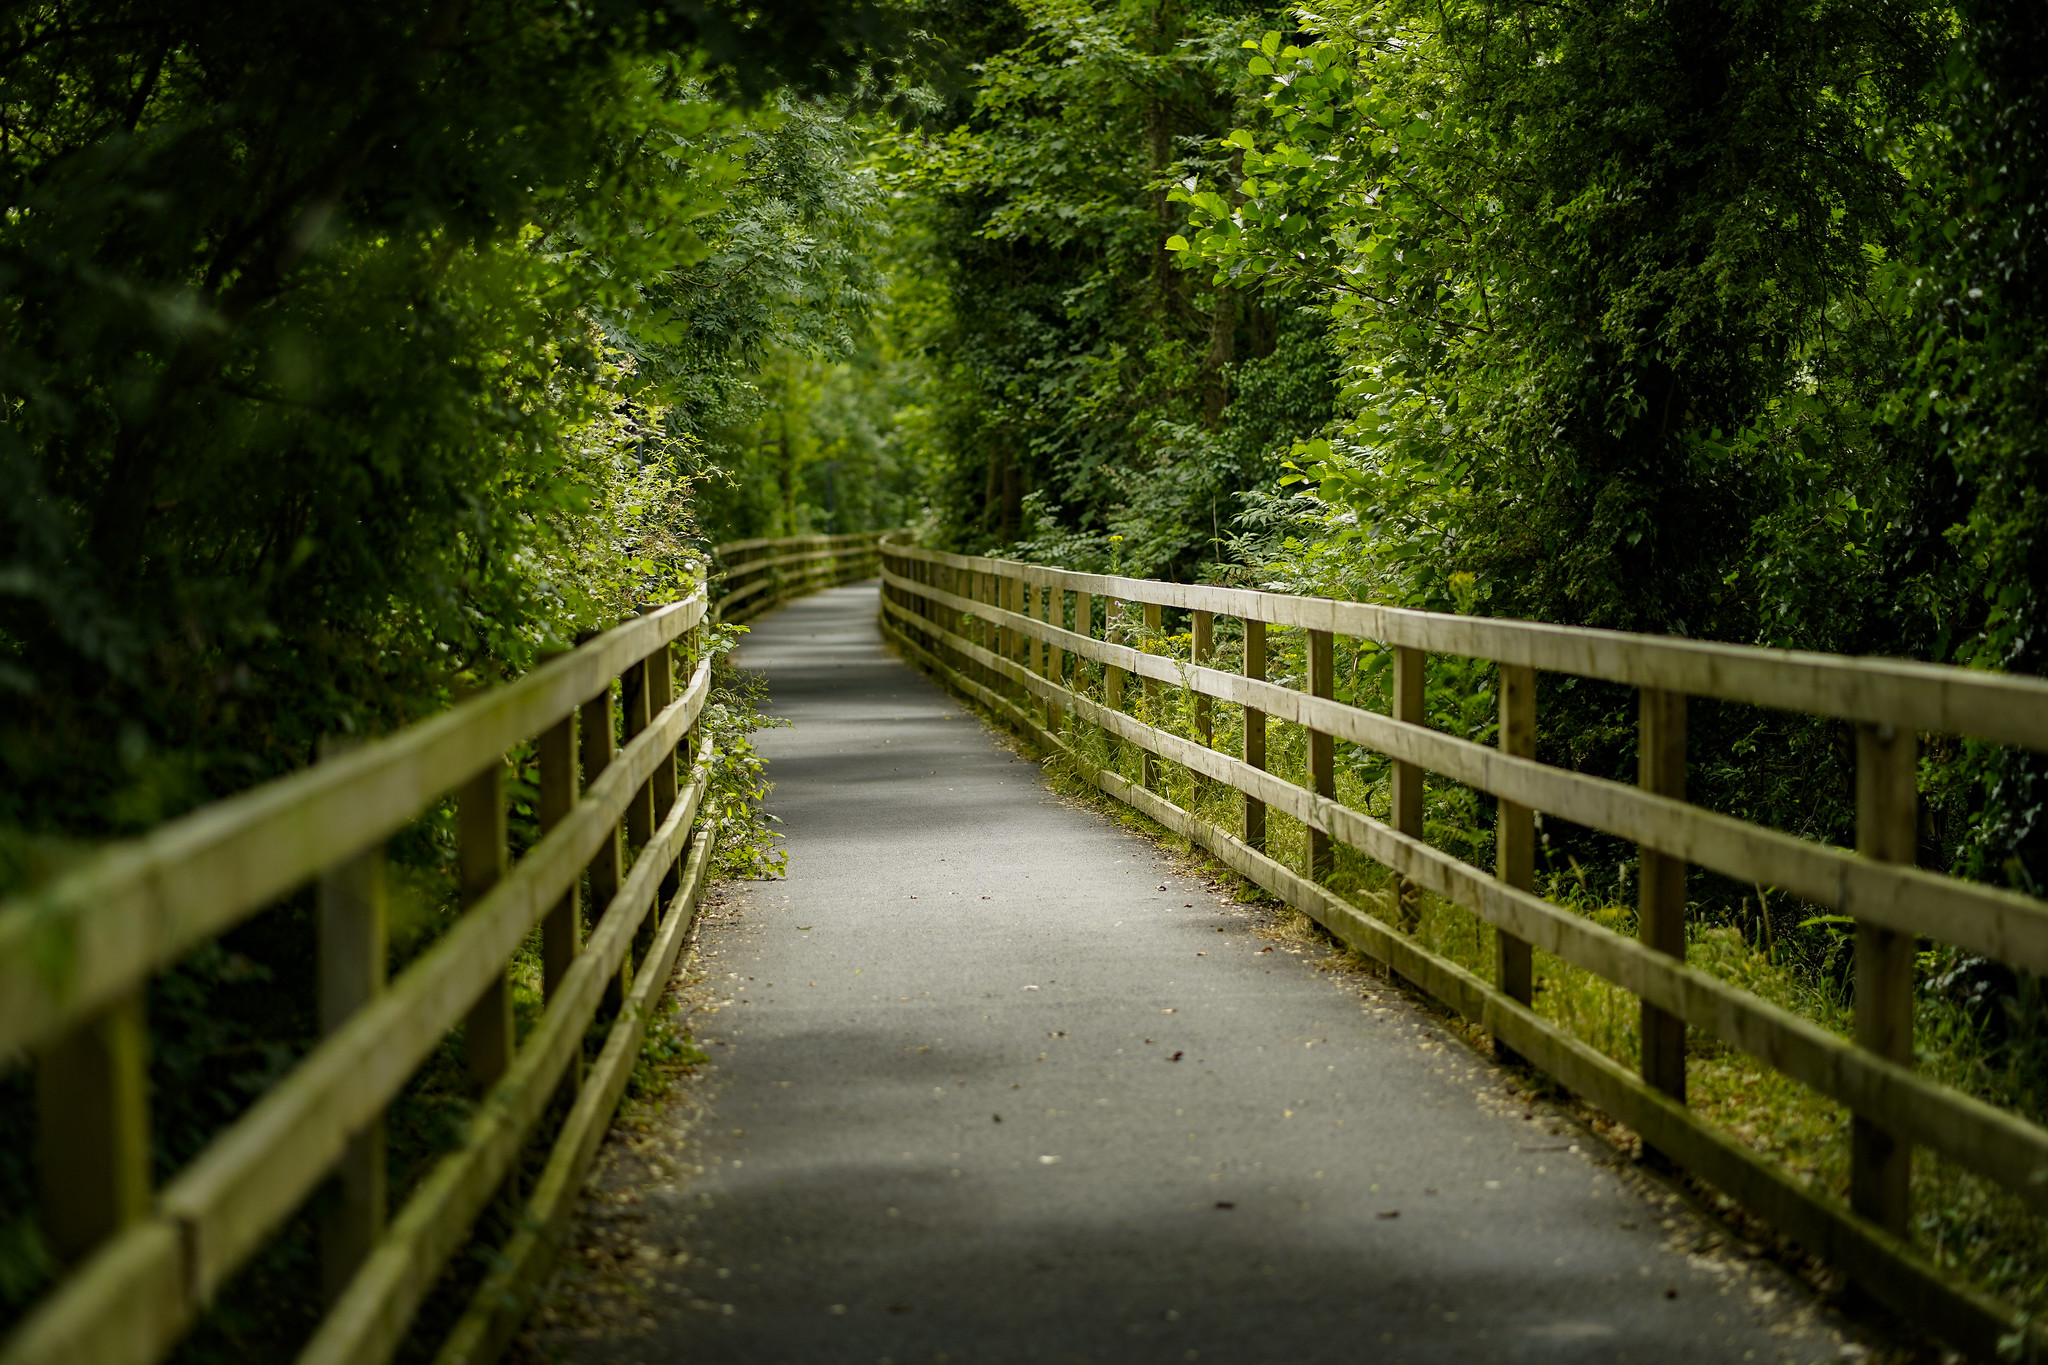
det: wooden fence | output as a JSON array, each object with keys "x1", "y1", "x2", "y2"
[
  {"x1": 0, "y1": 590, "x2": 728, "y2": 1365},
  {"x1": 877, "y1": 535, "x2": 2048, "y2": 1362},
  {"x1": 713, "y1": 530, "x2": 885, "y2": 624}
]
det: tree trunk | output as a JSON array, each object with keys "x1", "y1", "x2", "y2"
[
  {"x1": 1199, "y1": 285, "x2": 1237, "y2": 427},
  {"x1": 1000, "y1": 458, "x2": 1024, "y2": 543},
  {"x1": 1144, "y1": 1, "x2": 1184, "y2": 318},
  {"x1": 1198, "y1": 151, "x2": 1244, "y2": 426},
  {"x1": 778, "y1": 411, "x2": 795, "y2": 536}
]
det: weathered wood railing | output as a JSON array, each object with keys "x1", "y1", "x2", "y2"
[
  {"x1": 0, "y1": 595, "x2": 719, "y2": 1365},
  {"x1": 878, "y1": 536, "x2": 2048, "y2": 1362},
  {"x1": 713, "y1": 530, "x2": 884, "y2": 623}
]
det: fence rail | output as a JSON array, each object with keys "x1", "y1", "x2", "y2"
[
  {"x1": 877, "y1": 535, "x2": 2048, "y2": 1364},
  {"x1": 712, "y1": 530, "x2": 885, "y2": 623},
  {"x1": 0, "y1": 588, "x2": 732, "y2": 1365}
]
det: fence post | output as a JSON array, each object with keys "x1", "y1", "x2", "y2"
[
  {"x1": 1391, "y1": 645, "x2": 1425, "y2": 931},
  {"x1": 1192, "y1": 611, "x2": 1214, "y2": 748},
  {"x1": 955, "y1": 563, "x2": 969, "y2": 670},
  {"x1": 1006, "y1": 566, "x2": 1023, "y2": 677},
  {"x1": 36, "y1": 990, "x2": 150, "y2": 1264},
  {"x1": 649, "y1": 636, "x2": 679, "y2": 909},
  {"x1": 622, "y1": 658, "x2": 655, "y2": 851},
  {"x1": 1495, "y1": 664, "x2": 1537, "y2": 1064},
  {"x1": 995, "y1": 568, "x2": 1010, "y2": 689},
  {"x1": 1047, "y1": 583, "x2": 1066, "y2": 734},
  {"x1": 315, "y1": 736, "x2": 388, "y2": 1302},
  {"x1": 1141, "y1": 602, "x2": 1162, "y2": 790},
  {"x1": 582, "y1": 682, "x2": 629, "y2": 1009},
  {"x1": 1306, "y1": 629, "x2": 1335, "y2": 882},
  {"x1": 1015, "y1": 573, "x2": 1031, "y2": 682},
  {"x1": 959, "y1": 564, "x2": 975, "y2": 682},
  {"x1": 1244, "y1": 618, "x2": 1267, "y2": 852},
  {"x1": 999, "y1": 568, "x2": 1017, "y2": 685},
  {"x1": 1029, "y1": 576, "x2": 1045, "y2": 679},
  {"x1": 954, "y1": 563, "x2": 968, "y2": 668},
  {"x1": 677, "y1": 627, "x2": 701, "y2": 784},
  {"x1": 1853, "y1": 722, "x2": 1918, "y2": 1237},
  {"x1": 1638, "y1": 687, "x2": 1688, "y2": 1164},
  {"x1": 1072, "y1": 589, "x2": 1093, "y2": 721},
  {"x1": 918, "y1": 556, "x2": 934, "y2": 646},
  {"x1": 1023, "y1": 574, "x2": 1041, "y2": 684},
  {"x1": 537, "y1": 708, "x2": 581, "y2": 1004},
  {"x1": 1106, "y1": 599, "x2": 1126, "y2": 715},
  {"x1": 937, "y1": 559, "x2": 953, "y2": 663},
  {"x1": 726, "y1": 546, "x2": 749, "y2": 623},
  {"x1": 622, "y1": 653, "x2": 657, "y2": 961},
  {"x1": 459, "y1": 760, "x2": 512, "y2": 1097},
  {"x1": 984, "y1": 565, "x2": 999, "y2": 671}
]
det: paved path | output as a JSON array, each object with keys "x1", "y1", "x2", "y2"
[{"x1": 552, "y1": 582, "x2": 1854, "y2": 1365}]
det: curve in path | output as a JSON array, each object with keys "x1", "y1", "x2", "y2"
[{"x1": 544, "y1": 581, "x2": 1859, "y2": 1365}]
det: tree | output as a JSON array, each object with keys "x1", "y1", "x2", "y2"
[
  {"x1": 1178, "y1": 1, "x2": 1945, "y2": 636},
  {"x1": 0, "y1": 0, "x2": 901, "y2": 856},
  {"x1": 886, "y1": 0, "x2": 1335, "y2": 574}
]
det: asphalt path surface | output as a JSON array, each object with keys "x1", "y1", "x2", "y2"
[{"x1": 550, "y1": 580, "x2": 1856, "y2": 1365}]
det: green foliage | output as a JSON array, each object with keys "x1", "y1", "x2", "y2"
[
  {"x1": 1178, "y1": 2, "x2": 1947, "y2": 633},
  {"x1": 629, "y1": 1012, "x2": 711, "y2": 1100},
  {"x1": 0, "y1": 1, "x2": 903, "y2": 859},
  {"x1": 586, "y1": 90, "x2": 942, "y2": 546},
  {"x1": 691, "y1": 623, "x2": 796, "y2": 879},
  {"x1": 881, "y1": 0, "x2": 1337, "y2": 573},
  {"x1": 1153, "y1": 0, "x2": 2048, "y2": 963}
]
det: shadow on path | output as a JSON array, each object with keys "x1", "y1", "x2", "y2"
[{"x1": 538, "y1": 581, "x2": 1856, "y2": 1365}]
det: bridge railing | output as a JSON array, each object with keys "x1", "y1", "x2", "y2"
[
  {"x1": 713, "y1": 530, "x2": 885, "y2": 623},
  {"x1": 878, "y1": 536, "x2": 2048, "y2": 1362},
  {"x1": 0, "y1": 593, "x2": 718, "y2": 1365}
]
